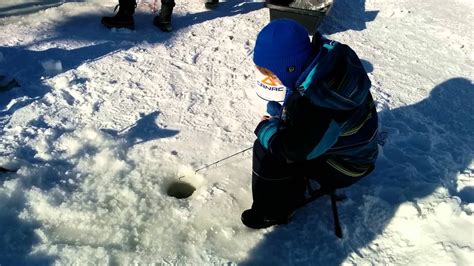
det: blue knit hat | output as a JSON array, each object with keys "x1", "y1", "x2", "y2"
[{"x1": 253, "y1": 19, "x2": 312, "y2": 88}]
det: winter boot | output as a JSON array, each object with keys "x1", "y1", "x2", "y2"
[
  {"x1": 241, "y1": 209, "x2": 292, "y2": 229},
  {"x1": 101, "y1": 0, "x2": 137, "y2": 30},
  {"x1": 153, "y1": 0, "x2": 176, "y2": 32},
  {"x1": 205, "y1": 0, "x2": 219, "y2": 9}
]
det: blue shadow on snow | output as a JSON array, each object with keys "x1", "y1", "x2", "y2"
[
  {"x1": 0, "y1": 171, "x2": 56, "y2": 265},
  {"x1": 101, "y1": 111, "x2": 179, "y2": 146},
  {"x1": 319, "y1": 0, "x2": 379, "y2": 35}
]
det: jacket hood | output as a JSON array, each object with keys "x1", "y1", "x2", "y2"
[{"x1": 296, "y1": 42, "x2": 371, "y2": 110}]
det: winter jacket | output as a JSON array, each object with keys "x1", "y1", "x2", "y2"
[{"x1": 255, "y1": 34, "x2": 379, "y2": 178}]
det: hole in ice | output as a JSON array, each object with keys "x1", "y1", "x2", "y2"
[{"x1": 167, "y1": 181, "x2": 196, "y2": 199}]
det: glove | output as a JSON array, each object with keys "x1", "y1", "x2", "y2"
[{"x1": 266, "y1": 101, "x2": 282, "y2": 117}]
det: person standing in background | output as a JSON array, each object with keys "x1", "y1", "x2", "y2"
[{"x1": 102, "y1": 0, "x2": 219, "y2": 32}]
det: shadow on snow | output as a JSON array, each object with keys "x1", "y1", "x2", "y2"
[
  {"x1": 319, "y1": 0, "x2": 379, "y2": 35},
  {"x1": 101, "y1": 111, "x2": 179, "y2": 146}
]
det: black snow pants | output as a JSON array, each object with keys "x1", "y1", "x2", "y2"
[{"x1": 251, "y1": 140, "x2": 374, "y2": 218}]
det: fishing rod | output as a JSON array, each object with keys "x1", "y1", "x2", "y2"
[
  {"x1": 178, "y1": 146, "x2": 253, "y2": 179},
  {"x1": 176, "y1": 48, "x2": 255, "y2": 180}
]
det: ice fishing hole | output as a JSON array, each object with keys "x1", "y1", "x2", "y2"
[{"x1": 167, "y1": 181, "x2": 196, "y2": 199}]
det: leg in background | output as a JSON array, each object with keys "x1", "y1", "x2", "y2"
[
  {"x1": 102, "y1": 0, "x2": 137, "y2": 30},
  {"x1": 205, "y1": 0, "x2": 219, "y2": 9},
  {"x1": 153, "y1": 0, "x2": 176, "y2": 32}
]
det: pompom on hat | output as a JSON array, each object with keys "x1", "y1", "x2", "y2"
[{"x1": 253, "y1": 19, "x2": 313, "y2": 88}]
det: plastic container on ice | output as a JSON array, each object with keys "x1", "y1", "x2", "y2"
[{"x1": 264, "y1": 0, "x2": 333, "y2": 35}]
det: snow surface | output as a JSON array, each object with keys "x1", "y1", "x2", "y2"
[{"x1": 0, "y1": 0, "x2": 473, "y2": 265}]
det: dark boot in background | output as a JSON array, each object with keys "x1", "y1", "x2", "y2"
[
  {"x1": 153, "y1": 0, "x2": 176, "y2": 32},
  {"x1": 101, "y1": 0, "x2": 137, "y2": 30},
  {"x1": 205, "y1": 0, "x2": 219, "y2": 9}
]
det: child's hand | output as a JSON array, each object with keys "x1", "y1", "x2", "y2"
[{"x1": 267, "y1": 101, "x2": 282, "y2": 116}]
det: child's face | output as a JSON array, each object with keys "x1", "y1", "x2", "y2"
[{"x1": 256, "y1": 66, "x2": 282, "y2": 85}]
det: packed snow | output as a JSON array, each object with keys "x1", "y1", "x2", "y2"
[{"x1": 0, "y1": 0, "x2": 473, "y2": 265}]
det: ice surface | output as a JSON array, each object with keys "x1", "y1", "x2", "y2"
[{"x1": 0, "y1": 0, "x2": 473, "y2": 265}]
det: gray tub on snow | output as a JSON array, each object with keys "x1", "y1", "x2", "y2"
[{"x1": 265, "y1": 0, "x2": 333, "y2": 35}]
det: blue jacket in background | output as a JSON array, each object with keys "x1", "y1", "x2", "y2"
[{"x1": 255, "y1": 33, "x2": 379, "y2": 177}]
